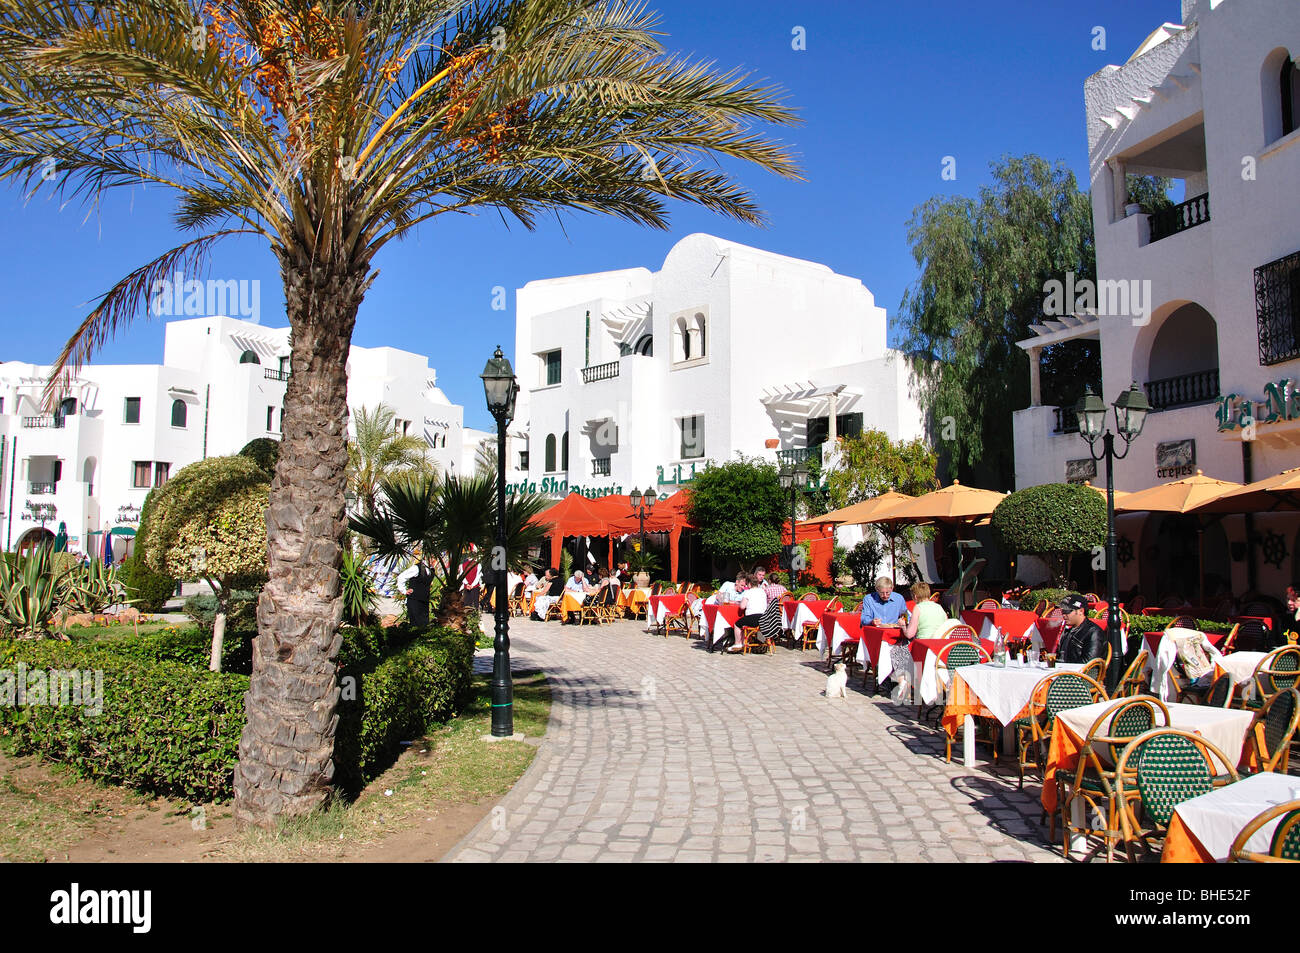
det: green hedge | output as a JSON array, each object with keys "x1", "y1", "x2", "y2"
[
  {"x1": 121, "y1": 552, "x2": 177, "y2": 614},
  {"x1": 0, "y1": 623, "x2": 473, "y2": 802}
]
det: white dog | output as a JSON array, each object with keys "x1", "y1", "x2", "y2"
[{"x1": 825, "y1": 662, "x2": 848, "y2": 699}]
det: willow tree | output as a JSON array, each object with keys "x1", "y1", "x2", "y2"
[{"x1": 0, "y1": 0, "x2": 799, "y2": 826}]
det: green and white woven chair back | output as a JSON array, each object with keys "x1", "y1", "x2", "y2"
[
  {"x1": 945, "y1": 642, "x2": 980, "y2": 670},
  {"x1": 1263, "y1": 689, "x2": 1298, "y2": 758},
  {"x1": 1134, "y1": 733, "x2": 1213, "y2": 827},
  {"x1": 1206, "y1": 676, "x2": 1232, "y2": 708},
  {"x1": 1044, "y1": 673, "x2": 1094, "y2": 719},
  {"x1": 1271, "y1": 650, "x2": 1300, "y2": 691},
  {"x1": 1107, "y1": 703, "x2": 1155, "y2": 762},
  {"x1": 1270, "y1": 811, "x2": 1300, "y2": 861}
]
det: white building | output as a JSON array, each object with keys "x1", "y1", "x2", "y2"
[
  {"x1": 0, "y1": 315, "x2": 470, "y2": 555},
  {"x1": 1011, "y1": 0, "x2": 1300, "y2": 600},
  {"x1": 509, "y1": 231, "x2": 926, "y2": 506}
]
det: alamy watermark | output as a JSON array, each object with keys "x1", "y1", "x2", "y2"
[
  {"x1": 149, "y1": 271, "x2": 261, "y2": 323},
  {"x1": 0, "y1": 663, "x2": 104, "y2": 716},
  {"x1": 1042, "y1": 270, "x2": 1151, "y2": 326}
]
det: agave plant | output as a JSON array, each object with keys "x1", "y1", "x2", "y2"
[
  {"x1": 57, "y1": 558, "x2": 126, "y2": 614},
  {"x1": 339, "y1": 547, "x2": 377, "y2": 626},
  {"x1": 0, "y1": 547, "x2": 66, "y2": 639}
]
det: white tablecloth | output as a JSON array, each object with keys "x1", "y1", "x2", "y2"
[
  {"x1": 784, "y1": 601, "x2": 821, "y2": 634},
  {"x1": 955, "y1": 661, "x2": 1085, "y2": 726},
  {"x1": 1171, "y1": 773, "x2": 1300, "y2": 862},
  {"x1": 816, "y1": 615, "x2": 859, "y2": 656},
  {"x1": 1145, "y1": 629, "x2": 1225, "y2": 701},
  {"x1": 1216, "y1": 651, "x2": 1270, "y2": 703},
  {"x1": 977, "y1": 616, "x2": 1041, "y2": 647},
  {"x1": 1057, "y1": 700, "x2": 1255, "y2": 769}
]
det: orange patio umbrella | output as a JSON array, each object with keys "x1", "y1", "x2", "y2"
[
  {"x1": 1190, "y1": 466, "x2": 1300, "y2": 514},
  {"x1": 808, "y1": 490, "x2": 915, "y2": 525},
  {"x1": 879, "y1": 480, "x2": 1006, "y2": 524},
  {"x1": 1116, "y1": 470, "x2": 1244, "y2": 604}
]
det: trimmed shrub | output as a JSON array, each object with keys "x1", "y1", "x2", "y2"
[
  {"x1": 121, "y1": 551, "x2": 177, "y2": 613},
  {"x1": 0, "y1": 622, "x2": 473, "y2": 801},
  {"x1": 992, "y1": 483, "x2": 1106, "y2": 586}
]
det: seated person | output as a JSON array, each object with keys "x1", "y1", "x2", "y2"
[
  {"x1": 1056, "y1": 593, "x2": 1106, "y2": 664},
  {"x1": 532, "y1": 569, "x2": 564, "y2": 620},
  {"x1": 754, "y1": 565, "x2": 787, "y2": 604},
  {"x1": 876, "y1": 581, "x2": 943, "y2": 697},
  {"x1": 713, "y1": 573, "x2": 768, "y2": 652},
  {"x1": 713, "y1": 572, "x2": 746, "y2": 605},
  {"x1": 861, "y1": 576, "x2": 908, "y2": 629}
]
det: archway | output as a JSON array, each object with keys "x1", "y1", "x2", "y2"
[
  {"x1": 15, "y1": 527, "x2": 54, "y2": 556},
  {"x1": 1139, "y1": 513, "x2": 1230, "y2": 606}
]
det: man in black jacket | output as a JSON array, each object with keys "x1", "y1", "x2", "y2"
[{"x1": 1056, "y1": 593, "x2": 1107, "y2": 664}]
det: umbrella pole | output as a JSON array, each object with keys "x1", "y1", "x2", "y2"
[{"x1": 1197, "y1": 523, "x2": 1205, "y2": 606}]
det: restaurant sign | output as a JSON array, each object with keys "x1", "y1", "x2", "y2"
[
  {"x1": 1216, "y1": 379, "x2": 1300, "y2": 432},
  {"x1": 1155, "y1": 439, "x2": 1196, "y2": 479},
  {"x1": 1065, "y1": 459, "x2": 1096, "y2": 484},
  {"x1": 504, "y1": 478, "x2": 623, "y2": 499}
]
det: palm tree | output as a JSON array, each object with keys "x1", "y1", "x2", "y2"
[
  {"x1": 0, "y1": 0, "x2": 798, "y2": 827},
  {"x1": 351, "y1": 472, "x2": 549, "y2": 627},
  {"x1": 347, "y1": 403, "x2": 434, "y2": 515}
]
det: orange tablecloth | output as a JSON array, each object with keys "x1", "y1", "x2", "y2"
[
  {"x1": 558, "y1": 591, "x2": 585, "y2": 621},
  {"x1": 1161, "y1": 813, "x2": 1215, "y2": 863},
  {"x1": 941, "y1": 671, "x2": 1031, "y2": 740},
  {"x1": 619, "y1": 589, "x2": 649, "y2": 614}
]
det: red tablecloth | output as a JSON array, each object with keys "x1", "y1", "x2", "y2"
[
  {"x1": 962, "y1": 609, "x2": 1040, "y2": 641},
  {"x1": 702, "y1": 603, "x2": 741, "y2": 633},
  {"x1": 859, "y1": 625, "x2": 906, "y2": 667},
  {"x1": 911, "y1": 636, "x2": 995, "y2": 663},
  {"x1": 827, "y1": 612, "x2": 864, "y2": 647},
  {"x1": 1142, "y1": 630, "x2": 1227, "y2": 656},
  {"x1": 648, "y1": 593, "x2": 687, "y2": 620},
  {"x1": 782, "y1": 599, "x2": 833, "y2": 629}
]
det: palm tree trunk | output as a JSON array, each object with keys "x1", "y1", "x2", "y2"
[{"x1": 234, "y1": 256, "x2": 369, "y2": 828}]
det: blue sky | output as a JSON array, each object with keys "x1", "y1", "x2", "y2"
[{"x1": 0, "y1": 0, "x2": 1179, "y2": 430}]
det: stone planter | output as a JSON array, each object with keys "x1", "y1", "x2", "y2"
[{"x1": 633, "y1": 571, "x2": 651, "y2": 588}]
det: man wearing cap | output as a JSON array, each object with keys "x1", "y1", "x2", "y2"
[{"x1": 1057, "y1": 593, "x2": 1106, "y2": 664}]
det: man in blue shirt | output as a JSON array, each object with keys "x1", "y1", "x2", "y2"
[{"x1": 861, "y1": 576, "x2": 908, "y2": 628}]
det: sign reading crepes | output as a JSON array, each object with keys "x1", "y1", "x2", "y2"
[{"x1": 1155, "y1": 438, "x2": 1196, "y2": 479}]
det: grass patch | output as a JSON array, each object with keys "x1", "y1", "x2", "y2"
[{"x1": 66, "y1": 620, "x2": 191, "y2": 642}]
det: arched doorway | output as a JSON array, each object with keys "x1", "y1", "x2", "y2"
[
  {"x1": 1140, "y1": 513, "x2": 1230, "y2": 606},
  {"x1": 15, "y1": 527, "x2": 54, "y2": 556}
]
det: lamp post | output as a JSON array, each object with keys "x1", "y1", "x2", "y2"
[
  {"x1": 481, "y1": 345, "x2": 520, "y2": 738},
  {"x1": 1074, "y1": 381, "x2": 1150, "y2": 694},
  {"x1": 629, "y1": 486, "x2": 657, "y2": 551},
  {"x1": 779, "y1": 462, "x2": 809, "y2": 580}
]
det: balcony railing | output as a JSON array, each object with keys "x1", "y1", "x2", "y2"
[
  {"x1": 592, "y1": 458, "x2": 611, "y2": 476},
  {"x1": 1149, "y1": 193, "x2": 1210, "y2": 244},
  {"x1": 1052, "y1": 407, "x2": 1079, "y2": 435},
  {"x1": 1145, "y1": 368, "x2": 1220, "y2": 412},
  {"x1": 264, "y1": 368, "x2": 291, "y2": 382},
  {"x1": 581, "y1": 361, "x2": 620, "y2": 384},
  {"x1": 21, "y1": 415, "x2": 64, "y2": 429},
  {"x1": 776, "y1": 446, "x2": 822, "y2": 467},
  {"x1": 28, "y1": 482, "x2": 57, "y2": 495}
]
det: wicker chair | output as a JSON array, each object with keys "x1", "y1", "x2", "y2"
[
  {"x1": 936, "y1": 640, "x2": 992, "y2": 758},
  {"x1": 665, "y1": 599, "x2": 696, "y2": 639},
  {"x1": 974, "y1": 598, "x2": 999, "y2": 610},
  {"x1": 1244, "y1": 687, "x2": 1300, "y2": 773},
  {"x1": 506, "y1": 581, "x2": 526, "y2": 617},
  {"x1": 1114, "y1": 728, "x2": 1240, "y2": 863},
  {"x1": 1081, "y1": 658, "x2": 1106, "y2": 682},
  {"x1": 1228, "y1": 800, "x2": 1300, "y2": 862},
  {"x1": 800, "y1": 599, "x2": 839, "y2": 652},
  {"x1": 732, "y1": 601, "x2": 782, "y2": 655},
  {"x1": 1015, "y1": 672, "x2": 1108, "y2": 794},
  {"x1": 1117, "y1": 650, "x2": 1150, "y2": 697},
  {"x1": 579, "y1": 585, "x2": 617, "y2": 625},
  {"x1": 1166, "y1": 615, "x2": 1198, "y2": 631},
  {"x1": 1060, "y1": 697, "x2": 1169, "y2": 862}
]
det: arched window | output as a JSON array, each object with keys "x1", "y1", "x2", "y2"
[
  {"x1": 691, "y1": 312, "x2": 707, "y2": 359},
  {"x1": 1284, "y1": 56, "x2": 1300, "y2": 137},
  {"x1": 545, "y1": 434, "x2": 556, "y2": 472},
  {"x1": 58, "y1": 397, "x2": 77, "y2": 418},
  {"x1": 561, "y1": 432, "x2": 569, "y2": 470},
  {"x1": 239, "y1": 349, "x2": 261, "y2": 365},
  {"x1": 171, "y1": 399, "x2": 187, "y2": 428},
  {"x1": 634, "y1": 334, "x2": 653, "y2": 356}
]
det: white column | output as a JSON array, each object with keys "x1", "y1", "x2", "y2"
[
  {"x1": 827, "y1": 391, "x2": 837, "y2": 443},
  {"x1": 1028, "y1": 346, "x2": 1042, "y2": 407}
]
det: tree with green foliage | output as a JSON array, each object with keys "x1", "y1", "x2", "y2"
[
  {"x1": 139, "y1": 457, "x2": 269, "y2": 671},
  {"x1": 347, "y1": 403, "x2": 435, "y2": 516},
  {"x1": 990, "y1": 483, "x2": 1106, "y2": 586},
  {"x1": 899, "y1": 156, "x2": 1096, "y2": 489},
  {"x1": 2, "y1": 0, "x2": 797, "y2": 827},
  {"x1": 687, "y1": 458, "x2": 786, "y2": 566},
  {"x1": 239, "y1": 438, "x2": 280, "y2": 477}
]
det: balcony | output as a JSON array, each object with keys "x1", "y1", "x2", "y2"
[
  {"x1": 21, "y1": 415, "x2": 64, "y2": 429},
  {"x1": 1149, "y1": 193, "x2": 1209, "y2": 244},
  {"x1": 264, "y1": 368, "x2": 291, "y2": 382},
  {"x1": 1052, "y1": 407, "x2": 1080, "y2": 435},
  {"x1": 776, "y1": 446, "x2": 822, "y2": 467},
  {"x1": 28, "y1": 482, "x2": 57, "y2": 495},
  {"x1": 591, "y1": 458, "x2": 611, "y2": 477},
  {"x1": 580, "y1": 361, "x2": 620, "y2": 384},
  {"x1": 1145, "y1": 368, "x2": 1219, "y2": 412}
]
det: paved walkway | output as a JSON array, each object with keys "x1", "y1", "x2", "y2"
[{"x1": 447, "y1": 618, "x2": 1062, "y2": 863}]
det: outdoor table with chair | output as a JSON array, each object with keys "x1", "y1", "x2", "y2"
[
  {"x1": 1161, "y1": 771, "x2": 1300, "y2": 862},
  {"x1": 646, "y1": 592, "x2": 687, "y2": 629},
  {"x1": 702, "y1": 603, "x2": 742, "y2": 645},
  {"x1": 1143, "y1": 627, "x2": 1228, "y2": 700},
  {"x1": 913, "y1": 635, "x2": 995, "y2": 707},
  {"x1": 619, "y1": 587, "x2": 652, "y2": 616},
  {"x1": 962, "y1": 608, "x2": 1041, "y2": 647},
  {"x1": 783, "y1": 598, "x2": 833, "y2": 634}
]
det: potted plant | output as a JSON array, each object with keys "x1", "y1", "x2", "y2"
[{"x1": 625, "y1": 548, "x2": 659, "y2": 588}]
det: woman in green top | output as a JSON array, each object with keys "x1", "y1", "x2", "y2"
[{"x1": 904, "y1": 581, "x2": 949, "y2": 640}]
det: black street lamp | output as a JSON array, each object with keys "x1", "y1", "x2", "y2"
[
  {"x1": 779, "y1": 462, "x2": 809, "y2": 578},
  {"x1": 629, "y1": 486, "x2": 657, "y2": 551},
  {"x1": 481, "y1": 345, "x2": 519, "y2": 738},
  {"x1": 1074, "y1": 381, "x2": 1150, "y2": 694}
]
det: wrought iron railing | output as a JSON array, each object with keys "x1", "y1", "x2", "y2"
[
  {"x1": 581, "y1": 360, "x2": 620, "y2": 384},
  {"x1": 21, "y1": 415, "x2": 64, "y2": 429},
  {"x1": 1148, "y1": 193, "x2": 1210, "y2": 243},
  {"x1": 592, "y1": 458, "x2": 611, "y2": 476},
  {"x1": 1144, "y1": 368, "x2": 1220, "y2": 411},
  {"x1": 28, "y1": 482, "x2": 57, "y2": 495},
  {"x1": 1052, "y1": 407, "x2": 1079, "y2": 434},
  {"x1": 775, "y1": 446, "x2": 822, "y2": 467},
  {"x1": 264, "y1": 368, "x2": 291, "y2": 382},
  {"x1": 1255, "y1": 248, "x2": 1300, "y2": 366}
]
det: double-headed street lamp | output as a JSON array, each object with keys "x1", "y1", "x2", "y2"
[
  {"x1": 1074, "y1": 381, "x2": 1150, "y2": 694},
  {"x1": 481, "y1": 345, "x2": 520, "y2": 738},
  {"x1": 778, "y1": 462, "x2": 809, "y2": 578},
  {"x1": 629, "y1": 487, "x2": 657, "y2": 550}
]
